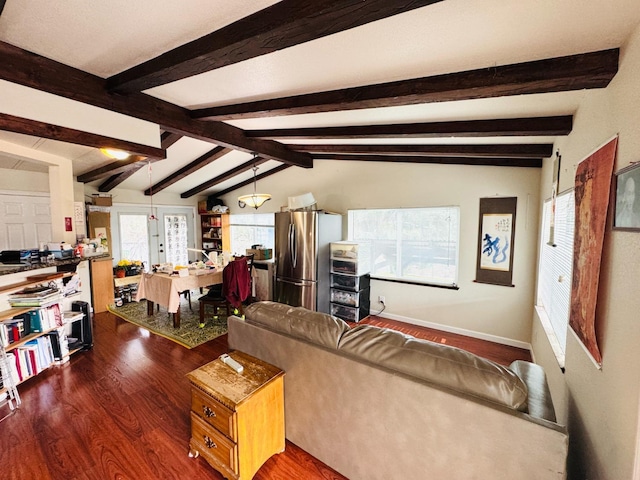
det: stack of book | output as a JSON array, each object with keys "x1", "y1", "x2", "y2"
[
  {"x1": 0, "y1": 316, "x2": 27, "y2": 347},
  {"x1": 4, "y1": 336, "x2": 56, "y2": 382},
  {"x1": 0, "y1": 304, "x2": 62, "y2": 347},
  {"x1": 8, "y1": 286, "x2": 62, "y2": 307}
]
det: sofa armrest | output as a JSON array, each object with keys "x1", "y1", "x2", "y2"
[{"x1": 509, "y1": 360, "x2": 557, "y2": 422}]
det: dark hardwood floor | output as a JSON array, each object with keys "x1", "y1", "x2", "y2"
[
  {"x1": 360, "y1": 316, "x2": 532, "y2": 366},
  {"x1": 1, "y1": 311, "x2": 530, "y2": 479}
]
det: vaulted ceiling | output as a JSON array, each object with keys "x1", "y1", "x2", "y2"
[{"x1": 0, "y1": 0, "x2": 638, "y2": 199}]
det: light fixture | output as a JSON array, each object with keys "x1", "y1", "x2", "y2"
[
  {"x1": 238, "y1": 156, "x2": 271, "y2": 209},
  {"x1": 100, "y1": 148, "x2": 130, "y2": 160},
  {"x1": 187, "y1": 248, "x2": 213, "y2": 262}
]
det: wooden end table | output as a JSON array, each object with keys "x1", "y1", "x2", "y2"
[{"x1": 186, "y1": 351, "x2": 285, "y2": 480}]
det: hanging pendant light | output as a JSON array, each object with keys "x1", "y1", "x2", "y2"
[
  {"x1": 238, "y1": 156, "x2": 271, "y2": 209},
  {"x1": 147, "y1": 161, "x2": 157, "y2": 220}
]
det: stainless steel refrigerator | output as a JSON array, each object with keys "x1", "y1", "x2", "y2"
[{"x1": 275, "y1": 210, "x2": 342, "y2": 313}]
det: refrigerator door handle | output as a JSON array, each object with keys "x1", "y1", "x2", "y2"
[
  {"x1": 277, "y1": 278, "x2": 309, "y2": 287},
  {"x1": 288, "y1": 223, "x2": 297, "y2": 269}
]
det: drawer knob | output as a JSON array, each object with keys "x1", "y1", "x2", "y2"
[
  {"x1": 203, "y1": 435, "x2": 217, "y2": 449},
  {"x1": 203, "y1": 405, "x2": 216, "y2": 418}
]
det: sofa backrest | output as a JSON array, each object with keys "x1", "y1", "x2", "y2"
[
  {"x1": 244, "y1": 301, "x2": 528, "y2": 412},
  {"x1": 244, "y1": 301, "x2": 350, "y2": 349},
  {"x1": 338, "y1": 324, "x2": 528, "y2": 411}
]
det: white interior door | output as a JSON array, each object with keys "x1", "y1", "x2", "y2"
[{"x1": 0, "y1": 192, "x2": 52, "y2": 250}]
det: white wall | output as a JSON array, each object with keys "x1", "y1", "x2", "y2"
[
  {"x1": 532, "y1": 22, "x2": 640, "y2": 480},
  {"x1": 84, "y1": 184, "x2": 199, "y2": 208},
  {"x1": 222, "y1": 159, "x2": 542, "y2": 345},
  {"x1": 0, "y1": 168, "x2": 49, "y2": 192}
]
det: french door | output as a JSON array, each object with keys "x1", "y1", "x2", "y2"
[{"x1": 111, "y1": 205, "x2": 196, "y2": 269}]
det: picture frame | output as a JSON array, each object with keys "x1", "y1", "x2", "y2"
[
  {"x1": 475, "y1": 196, "x2": 517, "y2": 287},
  {"x1": 613, "y1": 162, "x2": 640, "y2": 231}
]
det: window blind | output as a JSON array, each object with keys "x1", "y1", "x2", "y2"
[{"x1": 537, "y1": 190, "x2": 575, "y2": 351}]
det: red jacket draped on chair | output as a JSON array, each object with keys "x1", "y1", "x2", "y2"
[{"x1": 222, "y1": 257, "x2": 251, "y2": 308}]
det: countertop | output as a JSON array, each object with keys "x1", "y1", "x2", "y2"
[{"x1": 0, "y1": 253, "x2": 111, "y2": 276}]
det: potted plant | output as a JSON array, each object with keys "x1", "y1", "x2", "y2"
[{"x1": 114, "y1": 265, "x2": 126, "y2": 278}]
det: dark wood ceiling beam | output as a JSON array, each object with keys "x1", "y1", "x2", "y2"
[
  {"x1": 0, "y1": 41, "x2": 313, "y2": 168},
  {"x1": 77, "y1": 155, "x2": 149, "y2": 183},
  {"x1": 181, "y1": 156, "x2": 268, "y2": 198},
  {"x1": 212, "y1": 164, "x2": 292, "y2": 198},
  {"x1": 98, "y1": 165, "x2": 145, "y2": 192},
  {"x1": 313, "y1": 153, "x2": 542, "y2": 168},
  {"x1": 145, "y1": 146, "x2": 231, "y2": 196},
  {"x1": 161, "y1": 131, "x2": 182, "y2": 149},
  {"x1": 192, "y1": 49, "x2": 619, "y2": 120},
  {"x1": 287, "y1": 143, "x2": 554, "y2": 158},
  {"x1": 107, "y1": 0, "x2": 443, "y2": 93},
  {"x1": 248, "y1": 116, "x2": 573, "y2": 139},
  {"x1": 0, "y1": 112, "x2": 165, "y2": 159}
]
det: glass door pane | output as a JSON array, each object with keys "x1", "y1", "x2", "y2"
[
  {"x1": 119, "y1": 214, "x2": 150, "y2": 269},
  {"x1": 163, "y1": 213, "x2": 189, "y2": 266}
]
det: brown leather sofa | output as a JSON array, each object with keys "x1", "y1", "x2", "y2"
[{"x1": 227, "y1": 301, "x2": 568, "y2": 480}]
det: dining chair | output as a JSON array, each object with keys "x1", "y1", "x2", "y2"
[{"x1": 198, "y1": 254, "x2": 254, "y2": 325}]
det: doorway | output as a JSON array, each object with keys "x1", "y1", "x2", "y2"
[{"x1": 111, "y1": 205, "x2": 196, "y2": 269}]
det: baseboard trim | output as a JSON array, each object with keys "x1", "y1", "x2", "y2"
[{"x1": 377, "y1": 312, "x2": 532, "y2": 351}]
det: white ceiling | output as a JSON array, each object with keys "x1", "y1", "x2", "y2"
[{"x1": 0, "y1": 0, "x2": 639, "y2": 196}]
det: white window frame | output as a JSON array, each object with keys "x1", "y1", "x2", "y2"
[
  {"x1": 536, "y1": 189, "x2": 575, "y2": 368},
  {"x1": 347, "y1": 206, "x2": 460, "y2": 288},
  {"x1": 228, "y1": 213, "x2": 275, "y2": 256}
]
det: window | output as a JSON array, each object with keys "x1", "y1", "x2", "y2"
[
  {"x1": 229, "y1": 213, "x2": 275, "y2": 256},
  {"x1": 348, "y1": 207, "x2": 460, "y2": 287},
  {"x1": 119, "y1": 214, "x2": 150, "y2": 268},
  {"x1": 536, "y1": 190, "x2": 575, "y2": 364}
]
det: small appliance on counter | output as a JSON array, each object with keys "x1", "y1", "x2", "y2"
[
  {"x1": 0, "y1": 250, "x2": 25, "y2": 264},
  {"x1": 45, "y1": 242, "x2": 74, "y2": 259},
  {"x1": 0, "y1": 249, "x2": 41, "y2": 264}
]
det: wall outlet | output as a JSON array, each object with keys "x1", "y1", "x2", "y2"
[{"x1": 378, "y1": 295, "x2": 385, "y2": 304}]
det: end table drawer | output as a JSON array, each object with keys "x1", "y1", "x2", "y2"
[
  {"x1": 190, "y1": 412, "x2": 238, "y2": 475},
  {"x1": 191, "y1": 387, "x2": 236, "y2": 440}
]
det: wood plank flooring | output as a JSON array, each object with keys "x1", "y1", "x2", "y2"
[
  {"x1": 1, "y1": 311, "x2": 530, "y2": 479},
  {"x1": 360, "y1": 316, "x2": 532, "y2": 366}
]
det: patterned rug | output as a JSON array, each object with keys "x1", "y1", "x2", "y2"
[{"x1": 107, "y1": 294, "x2": 228, "y2": 349}]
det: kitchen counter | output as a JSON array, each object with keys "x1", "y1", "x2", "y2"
[{"x1": 0, "y1": 253, "x2": 110, "y2": 276}]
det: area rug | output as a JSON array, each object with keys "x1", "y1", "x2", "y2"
[{"x1": 107, "y1": 295, "x2": 227, "y2": 349}]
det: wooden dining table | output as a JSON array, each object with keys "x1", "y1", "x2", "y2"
[{"x1": 135, "y1": 269, "x2": 223, "y2": 328}]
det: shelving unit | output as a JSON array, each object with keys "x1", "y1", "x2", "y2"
[
  {"x1": 200, "y1": 213, "x2": 230, "y2": 255},
  {"x1": 329, "y1": 242, "x2": 371, "y2": 323},
  {"x1": 0, "y1": 266, "x2": 90, "y2": 415},
  {"x1": 0, "y1": 343, "x2": 20, "y2": 421}
]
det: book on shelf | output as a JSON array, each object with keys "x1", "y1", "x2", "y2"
[
  {"x1": 1, "y1": 352, "x2": 19, "y2": 385},
  {"x1": 0, "y1": 315, "x2": 29, "y2": 347},
  {"x1": 16, "y1": 337, "x2": 54, "y2": 378},
  {"x1": 8, "y1": 289, "x2": 62, "y2": 307},
  {"x1": 26, "y1": 304, "x2": 62, "y2": 333},
  {"x1": 47, "y1": 328, "x2": 69, "y2": 362}
]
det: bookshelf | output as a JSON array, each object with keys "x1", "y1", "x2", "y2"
[
  {"x1": 200, "y1": 213, "x2": 230, "y2": 256},
  {"x1": 0, "y1": 265, "x2": 91, "y2": 418}
]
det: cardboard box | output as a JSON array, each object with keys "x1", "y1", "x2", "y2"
[
  {"x1": 92, "y1": 194, "x2": 112, "y2": 206},
  {"x1": 246, "y1": 248, "x2": 273, "y2": 260}
]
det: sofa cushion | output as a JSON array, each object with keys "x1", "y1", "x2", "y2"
[
  {"x1": 244, "y1": 301, "x2": 350, "y2": 349},
  {"x1": 338, "y1": 324, "x2": 529, "y2": 411}
]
